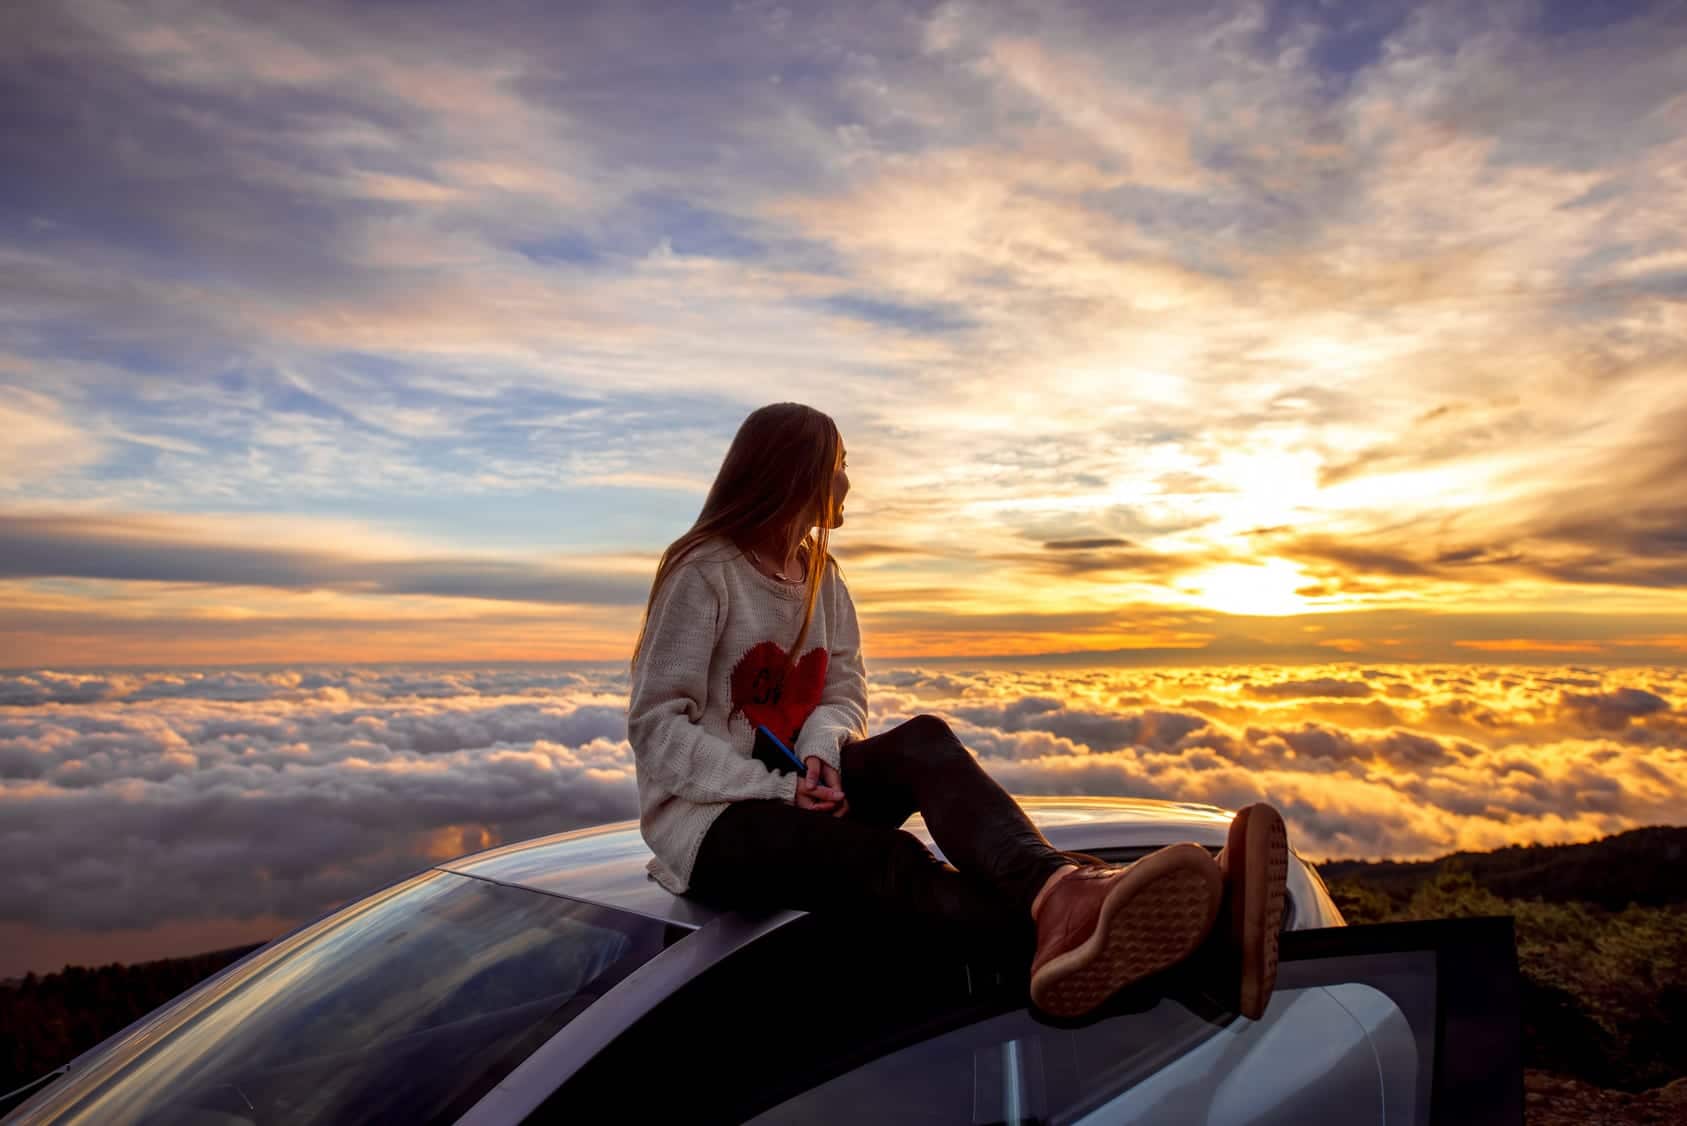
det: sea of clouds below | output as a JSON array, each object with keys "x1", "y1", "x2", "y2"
[{"x1": 2, "y1": 661, "x2": 1683, "y2": 968}]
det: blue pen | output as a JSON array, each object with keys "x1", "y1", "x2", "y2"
[{"x1": 755, "y1": 723, "x2": 808, "y2": 779}]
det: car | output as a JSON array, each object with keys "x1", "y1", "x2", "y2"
[{"x1": 3, "y1": 796, "x2": 1522, "y2": 1125}]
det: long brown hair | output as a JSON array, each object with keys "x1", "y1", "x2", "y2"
[{"x1": 630, "y1": 402, "x2": 844, "y2": 676}]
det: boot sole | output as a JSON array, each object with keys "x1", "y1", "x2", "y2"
[
  {"x1": 1228, "y1": 804, "x2": 1289, "y2": 1020},
  {"x1": 1029, "y1": 843, "x2": 1221, "y2": 1018}
]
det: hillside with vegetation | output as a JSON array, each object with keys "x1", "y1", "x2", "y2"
[
  {"x1": 1321, "y1": 827, "x2": 1687, "y2": 1125},
  {"x1": 2, "y1": 944, "x2": 260, "y2": 1101},
  {"x1": 1318, "y1": 826, "x2": 1687, "y2": 911}
]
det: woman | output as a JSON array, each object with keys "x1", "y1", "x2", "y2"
[{"x1": 627, "y1": 402, "x2": 1288, "y2": 1020}]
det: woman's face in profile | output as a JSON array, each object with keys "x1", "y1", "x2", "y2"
[{"x1": 828, "y1": 444, "x2": 850, "y2": 527}]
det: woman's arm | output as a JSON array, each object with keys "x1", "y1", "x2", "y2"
[
  {"x1": 792, "y1": 570, "x2": 869, "y2": 772},
  {"x1": 628, "y1": 561, "x2": 800, "y2": 806}
]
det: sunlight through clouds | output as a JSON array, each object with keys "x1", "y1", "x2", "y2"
[
  {"x1": 1177, "y1": 560, "x2": 1313, "y2": 617},
  {"x1": 1, "y1": 0, "x2": 1683, "y2": 660},
  {"x1": 2, "y1": 0, "x2": 1685, "y2": 991}
]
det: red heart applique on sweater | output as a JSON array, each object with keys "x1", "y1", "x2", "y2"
[{"x1": 728, "y1": 640, "x2": 830, "y2": 746}]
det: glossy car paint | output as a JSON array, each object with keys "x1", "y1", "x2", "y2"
[
  {"x1": 8, "y1": 798, "x2": 1361, "y2": 1125},
  {"x1": 449, "y1": 797, "x2": 1355, "y2": 1125},
  {"x1": 1067, "y1": 983, "x2": 1417, "y2": 1123}
]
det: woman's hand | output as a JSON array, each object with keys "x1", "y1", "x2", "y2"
[{"x1": 795, "y1": 756, "x2": 848, "y2": 817}]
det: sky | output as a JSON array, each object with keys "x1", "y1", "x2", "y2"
[
  {"x1": 2, "y1": 1, "x2": 1686, "y2": 977},
  {"x1": 2, "y1": 0, "x2": 1686, "y2": 666}
]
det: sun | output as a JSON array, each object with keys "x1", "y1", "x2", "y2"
[{"x1": 1182, "y1": 559, "x2": 1315, "y2": 617}]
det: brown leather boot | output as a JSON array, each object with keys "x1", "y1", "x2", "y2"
[
  {"x1": 1216, "y1": 803, "x2": 1289, "y2": 1020},
  {"x1": 1029, "y1": 842, "x2": 1222, "y2": 1018}
]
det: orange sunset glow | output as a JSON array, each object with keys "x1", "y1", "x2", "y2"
[{"x1": 3, "y1": 0, "x2": 1685, "y2": 979}]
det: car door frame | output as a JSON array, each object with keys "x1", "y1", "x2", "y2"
[{"x1": 501, "y1": 913, "x2": 1520, "y2": 1125}]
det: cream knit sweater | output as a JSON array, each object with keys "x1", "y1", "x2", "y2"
[{"x1": 627, "y1": 535, "x2": 869, "y2": 893}]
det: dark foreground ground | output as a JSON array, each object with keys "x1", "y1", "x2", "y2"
[{"x1": 5, "y1": 826, "x2": 1684, "y2": 1122}]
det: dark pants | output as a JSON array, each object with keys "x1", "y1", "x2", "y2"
[{"x1": 690, "y1": 714, "x2": 1074, "y2": 946}]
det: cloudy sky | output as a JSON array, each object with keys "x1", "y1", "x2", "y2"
[
  {"x1": 4, "y1": 660, "x2": 1682, "y2": 976},
  {"x1": 3, "y1": 2, "x2": 1686, "y2": 976},
  {"x1": 3, "y1": 0, "x2": 1686, "y2": 665}
]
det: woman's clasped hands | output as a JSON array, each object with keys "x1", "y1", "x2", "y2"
[{"x1": 794, "y1": 756, "x2": 848, "y2": 817}]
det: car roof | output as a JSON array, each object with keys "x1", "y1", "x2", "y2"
[{"x1": 438, "y1": 796, "x2": 1238, "y2": 929}]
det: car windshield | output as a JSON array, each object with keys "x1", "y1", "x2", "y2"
[{"x1": 18, "y1": 869, "x2": 682, "y2": 1125}]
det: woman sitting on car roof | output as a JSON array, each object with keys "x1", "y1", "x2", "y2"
[{"x1": 626, "y1": 402, "x2": 1288, "y2": 1020}]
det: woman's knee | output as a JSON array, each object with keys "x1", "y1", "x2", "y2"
[
  {"x1": 856, "y1": 714, "x2": 972, "y2": 781},
  {"x1": 910, "y1": 715, "x2": 975, "y2": 770},
  {"x1": 902, "y1": 712, "x2": 963, "y2": 750}
]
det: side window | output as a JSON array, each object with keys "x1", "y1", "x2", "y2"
[
  {"x1": 537, "y1": 913, "x2": 982, "y2": 1123},
  {"x1": 538, "y1": 912, "x2": 1396, "y2": 1125},
  {"x1": 539, "y1": 914, "x2": 1517, "y2": 1125},
  {"x1": 743, "y1": 992, "x2": 1234, "y2": 1125}
]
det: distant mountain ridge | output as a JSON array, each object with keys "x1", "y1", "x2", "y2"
[{"x1": 1317, "y1": 826, "x2": 1687, "y2": 910}]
